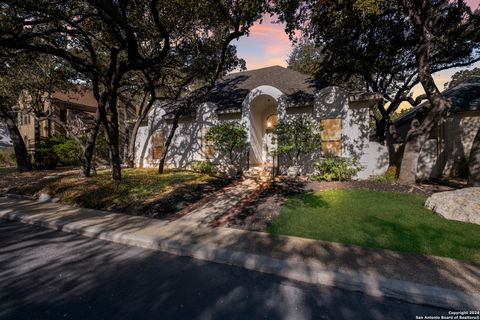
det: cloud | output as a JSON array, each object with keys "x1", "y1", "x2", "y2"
[
  {"x1": 466, "y1": 0, "x2": 479, "y2": 8},
  {"x1": 235, "y1": 15, "x2": 292, "y2": 70}
]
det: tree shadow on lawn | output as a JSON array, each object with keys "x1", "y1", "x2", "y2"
[
  {"x1": 356, "y1": 215, "x2": 480, "y2": 262},
  {"x1": 227, "y1": 178, "x2": 312, "y2": 231},
  {"x1": 6, "y1": 169, "x2": 233, "y2": 220},
  {"x1": 52, "y1": 175, "x2": 233, "y2": 219}
]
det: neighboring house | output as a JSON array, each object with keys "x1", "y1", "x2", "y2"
[
  {"x1": 394, "y1": 76, "x2": 480, "y2": 180},
  {"x1": 136, "y1": 66, "x2": 389, "y2": 179},
  {"x1": 17, "y1": 88, "x2": 98, "y2": 153},
  {"x1": 17, "y1": 88, "x2": 134, "y2": 159}
]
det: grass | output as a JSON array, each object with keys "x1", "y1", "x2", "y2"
[
  {"x1": 267, "y1": 188, "x2": 480, "y2": 262},
  {"x1": 5, "y1": 168, "x2": 214, "y2": 214}
]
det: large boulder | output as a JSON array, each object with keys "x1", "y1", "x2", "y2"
[{"x1": 425, "y1": 187, "x2": 480, "y2": 225}]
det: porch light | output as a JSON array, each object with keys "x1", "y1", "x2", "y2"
[{"x1": 266, "y1": 114, "x2": 278, "y2": 129}]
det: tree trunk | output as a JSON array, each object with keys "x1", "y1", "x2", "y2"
[
  {"x1": 4, "y1": 115, "x2": 32, "y2": 172},
  {"x1": 33, "y1": 117, "x2": 41, "y2": 168},
  {"x1": 398, "y1": 9, "x2": 451, "y2": 185},
  {"x1": 98, "y1": 89, "x2": 122, "y2": 181},
  {"x1": 125, "y1": 115, "x2": 144, "y2": 168},
  {"x1": 158, "y1": 110, "x2": 181, "y2": 174},
  {"x1": 81, "y1": 120, "x2": 100, "y2": 177},
  {"x1": 468, "y1": 127, "x2": 480, "y2": 186}
]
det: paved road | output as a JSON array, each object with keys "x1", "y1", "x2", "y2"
[{"x1": 0, "y1": 220, "x2": 450, "y2": 320}]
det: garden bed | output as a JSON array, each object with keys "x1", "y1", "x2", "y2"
[{"x1": 1, "y1": 168, "x2": 232, "y2": 219}]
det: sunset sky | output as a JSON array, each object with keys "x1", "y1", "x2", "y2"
[{"x1": 234, "y1": 0, "x2": 480, "y2": 102}]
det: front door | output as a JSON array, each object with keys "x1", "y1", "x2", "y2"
[{"x1": 263, "y1": 130, "x2": 275, "y2": 164}]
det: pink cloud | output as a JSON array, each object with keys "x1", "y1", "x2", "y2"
[
  {"x1": 234, "y1": 15, "x2": 292, "y2": 70},
  {"x1": 466, "y1": 0, "x2": 479, "y2": 8}
]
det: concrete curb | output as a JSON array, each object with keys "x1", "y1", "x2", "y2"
[
  {"x1": 1, "y1": 202, "x2": 479, "y2": 311},
  {"x1": 0, "y1": 192, "x2": 37, "y2": 201}
]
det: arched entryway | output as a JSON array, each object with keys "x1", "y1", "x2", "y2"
[
  {"x1": 248, "y1": 94, "x2": 279, "y2": 166},
  {"x1": 241, "y1": 85, "x2": 284, "y2": 168}
]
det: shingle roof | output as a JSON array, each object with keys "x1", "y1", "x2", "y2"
[
  {"x1": 395, "y1": 76, "x2": 480, "y2": 125},
  {"x1": 203, "y1": 65, "x2": 328, "y2": 111}
]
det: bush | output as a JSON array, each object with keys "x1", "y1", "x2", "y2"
[
  {"x1": 191, "y1": 160, "x2": 213, "y2": 174},
  {"x1": 36, "y1": 135, "x2": 81, "y2": 168},
  {"x1": 374, "y1": 165, "x2": 398, "y2": 182},
  {"x1": 0, "y1": 147, "x2": 16, "y2": 167},
  {"x1": 52, "y1": 136, "x2": 82, "y2": 165},
  {"x1": 273, "y1": 115, "x2": 321, "y2": 166},
  {"x1": 206, "y1": 122, "x2": 248, "y2": 165},
  {"x1": 313, "y1": 156, "x2": 362, "y2": 181}
]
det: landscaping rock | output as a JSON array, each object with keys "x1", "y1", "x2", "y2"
[
  {"x1": 41, "y1": 175, "x2": 60, "y2": 181},
  {"x1": 37, "y1": 193, "x2": 52, "y2": 202},
  {"x1": 425, "y1": 188, "x2": 480, "y2": 225}
]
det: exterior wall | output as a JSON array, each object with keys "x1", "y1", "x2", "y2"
[
  {"x1": 441, "y1": 112, "x2": 480, "y2": 178},
  {"x1": 136, "y1": 85, "x2": 389, "y2": 179},
  {"x1": 312, "y1": 86, "x2": 388, "y2": 179},
  {"x1": 394, "y1": 111, "x2": 480, "y2": 180}
]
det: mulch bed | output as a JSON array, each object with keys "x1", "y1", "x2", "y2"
[
  {"x1": 226, "y1": 178, "x2": 307, "y2": 231},
  {"x1": 226, "y1": 177, "x2": 456, "y2": 232}
]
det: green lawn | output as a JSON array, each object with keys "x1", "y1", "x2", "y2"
[{"x1": 267, "y1": 188, "x2": 480, "y2": 262}]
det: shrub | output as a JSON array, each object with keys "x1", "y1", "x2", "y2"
[
  {"x1": 191, "y1": 160, "x2": 213, "y2": 174},
  {"x1": 273, "y1": 115, "x2": 321, "y2": 166},
  {"x1": 206, "y1": 122, "x2": 248, "y2": 165},
  {"x1": 313, "y1": 156, "x2": 362, "y2": 181},
  {"x1": 0, "y1": 147, "x2": 16, "y2": 167},
  {"x1": 375, "y1": 165, "x2": 398, "y2": 182},
  {"x1": 52, "y1": 136, "x2": 82, "y2": 165},
  {"x1": 36, "y1": 135, "x2": 81, "y2": 168}
]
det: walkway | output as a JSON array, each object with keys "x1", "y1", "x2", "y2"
[
  {"x1": 0, "y1": 196, "x2": 479, "y2": 310},
  {"x1": 176, "y1": 176, "x2": 266, "y2": 226}
]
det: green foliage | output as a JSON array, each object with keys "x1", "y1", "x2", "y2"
[
  {"x1": 312, "y1": 156, "x2": 362, "y2": 181},
  {"x1": 36, "y1": 135, "x2": 81, "y2": 168},
  {"x1": 445, "y1": 68, "x2": 480, "y2": 89},
  {"x1": 287, "y1": 40, "x2": 323, "y2": 77},
  {"x1": 374, "y1": 165, "x2": 398, "y2": 182},
  {"x1": 191, "y1": 160, "x2": 213, "y2": 174},
  {"x1": 206, "y1": 122, "x2": 248, "y2": 164},
  {"x1": 273, "y1": 115, "x2": 321, "y2": 165},
  {"x1": 51, "y1": 136, "x2": 82, "y2": 165},
  {"x1": 0, "y1": 148, "x2": 16, "y2": 167},
  {"x1": 93, "y1": 131, "x2": 110, "y2": 163},
  {"x1": 275, "y1": 0, "x2": 480, "y2": 141},
  {"x1": 268, "y1": 188, "x2": 480, "y2": 262}
]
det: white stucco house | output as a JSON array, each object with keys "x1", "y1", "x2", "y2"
[
  {"x1": 135, "y1": 66, "x2": 389, "y2": 179},
  {"x1": 393, "y1": 76, "x2": 480, "y2": 180}
]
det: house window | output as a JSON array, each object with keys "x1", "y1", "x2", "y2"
[
  {"x1": 321, "y1": 118, "x2": 342, "y2": 156},
  {"x1": 60, "y1": 109, "x2": 67, "y2": 124},
  {"x1": 152, "y1": 131, "x2": 164, "y2": 160},
  {"x1": 201, "y1": 127, "x2": 215, "y2": 159},
  {"x1": 20, "y1": 113, "x2": 30, "y2": 125}
]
